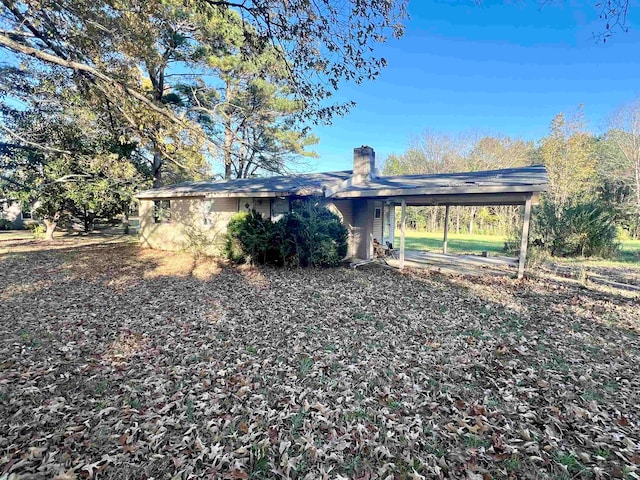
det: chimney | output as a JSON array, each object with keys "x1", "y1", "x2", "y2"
[{"x1": 352, "y1": 146, "x2": 376, "y2": 182}]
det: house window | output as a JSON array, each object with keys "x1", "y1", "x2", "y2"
[
  {"x1": 153, "y1": 200, "x2": 171, "y2": 223},
  {"x1": 374, "y1": 207, "x2": 381, "y2": 219},
  {"x1": 203, "y1": 199, "x2": 216, "y2": 226},
  {"x1": 271, "y1": 197, "x2": 289, "y2": 222}
]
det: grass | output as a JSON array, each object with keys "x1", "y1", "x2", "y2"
[
  {"x1": 0, "y1": 230, "x2": 35, "y2": 241},
  {"x1": 554, "y1": 238, "x2": 640, "y2": 268},
  {"x1": 395, "y1": 230, "x2": 640, "y2": 268},
  {"x1": 394, "y1": 231, "x2": 507, "y2": 255}
]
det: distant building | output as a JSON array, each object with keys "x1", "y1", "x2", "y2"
[{"x1": 0, "y1": 199, "x2": 27, "y2": 229}]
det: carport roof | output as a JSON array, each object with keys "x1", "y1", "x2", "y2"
[{"x1": 328, "y1": 165, "x2": 548, "y2": 198}]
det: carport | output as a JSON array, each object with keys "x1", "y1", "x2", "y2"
[{"x1": 329, "y1": 165, "x2": 548, "y2": 278}]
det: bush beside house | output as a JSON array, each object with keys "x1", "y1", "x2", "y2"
[{"x1": 226, "y1": 201, "x2": 348, "y2": 267}]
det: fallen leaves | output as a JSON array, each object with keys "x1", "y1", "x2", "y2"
[{"x1": 0, "y1": 237, "x2": 639, "y2": 479}]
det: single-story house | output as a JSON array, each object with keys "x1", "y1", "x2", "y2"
[
  {"x1": 136, "y1": 146, "x2": 547, "y2": 277},
  {"x1": 0, "y1": 199, "x2": 29, "y2": 229}
]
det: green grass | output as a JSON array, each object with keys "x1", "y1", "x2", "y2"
[
  {"x1": 551, "y1": 238, "x2": 640, "y2": 268},
  {"x1": 0, "y1": 230, "x2": 34, "y2": 241},
  {"x1": 394, "y1": 231, "x2": 506, "y2": 255},
  {"x1": 394, "y1": 231, "x2": 640, "y2": 266}
]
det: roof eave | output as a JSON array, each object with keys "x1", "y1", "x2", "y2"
[
  {"x1": 328, "y1": 183, "x2": 548, "y2": 199},
  {"x1": 135, "y1": 189, "x2": 321, "y2": 200}
]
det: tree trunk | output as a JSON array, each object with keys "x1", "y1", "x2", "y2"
[
  {"x1": 152, "y1": 150, "x2": 163, "y2": 187},
  {"x1": 456, "y1": 207, "x2": 460, "y2": 234},
  {"x1": 224, "y1": 119, "x2": 233, "y2": 180},
  {"x1": 224, "y1": 126, "x2": 233, "y2": 180},
  {"x1": 44, "y1": 218, "x2": 57, "y2": 241},
  {"x1": 122, "y1": 206, "x2": 130, "y2": 234},
  {"x1": 469, "y1": 207, "x2": 475, "y2": 235},
  {"x1": 224, "y1": 81, "x2": 234, "y2": 180},
  {"x1": 85, "y1": 213, "x2": 96, "y2": 232},
  {"x1": 83, "y1": 206, "x2": 91, "y2": 233}
]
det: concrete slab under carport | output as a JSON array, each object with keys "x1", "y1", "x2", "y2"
[
  {"x1": 389, "y1": 192, "x2": 534, "y2": 278},
  {"x1": 385, "y1": 250, "x2": 518, "y2": 277}
]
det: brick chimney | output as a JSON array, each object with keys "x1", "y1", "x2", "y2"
[{"x1": 352, "y1": 146, "x2": 376, "y2": 183}]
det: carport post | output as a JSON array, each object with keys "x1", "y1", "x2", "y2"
[
  {"x1": 518, "y1": 195, "x2": 533, "y2": 279},
  {"x1": 443, "y1": 205, "x2": 450, "y2": 254},
  {"x1": 400, "y1": 198, "x2": 406, "y2": 269}
]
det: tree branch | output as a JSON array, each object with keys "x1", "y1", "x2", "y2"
[
  {"x1": 0, "y1": 123, "x2": 73, "y2": 155},
  {"x1": 0, "y1": 33, "x2": 189, "y2": 129}
]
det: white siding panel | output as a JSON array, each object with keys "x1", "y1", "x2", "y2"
[
  {"x1": 211, "y1": 197, "x2": 239, "y2": 213},
  {"x1": 373, "y1": 201, "x2": 383, "y2": 242},
  {"x1": 386, "y1": 206, "x2": 396, "y2": 246}
]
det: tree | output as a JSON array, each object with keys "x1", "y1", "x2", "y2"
[
  {"x1": 538, "y1": 107, "x2": 597, "y2": 211},
  {"x1": 0, "y1": 1, "x2": 214, "y2": 187},
  {"x1": 383, "y1": 132, "x2": 535, "y2": 235},
  {"x1": 467, "y1": 136, "x2": 535, "y2": 235},
  {"x1": 109, "y1": 0, "x2": 222, "y2": 186},
  {"x1": 65, "y1": 154, "x2": 142, "y2": 232},
  {"x1": 383, "y1": 131, "x2": 471, "y2": 176},
  {"x1": 184, "y1": 10, "x2": 318, "y2": 179},
  {"x1": 0, "y1": 72, "x2": 146, "y2": 240},
  {"x1": 533, "y1": 108, "x2": 621, "y2": 257},
  {"x1": 0, "y1": 0, "x2": 407, "y2": 170},
  {"x1": 468, "y1": 136, "x2": 534, "y2": 170},
  {"x1": 605, "y1": 99, "x2": 640, "y2": 237}
]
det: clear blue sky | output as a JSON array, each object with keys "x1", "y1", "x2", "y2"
[{"x1": 309, "y1": 0, "x2": 640, "y2": 172}]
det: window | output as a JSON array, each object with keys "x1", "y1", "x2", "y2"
[
  {"x1": 19, "y1": 201, "x2": 34, "y2": 219},
  {"x1": 203, "y1": 199, "x2": 216, "y2": 226},
  {"x1": 374, "y1": 207, "x2": 381, "y2": 219},
  {"x1": 271, "y1": 197, "x2": 289, "y2": 221},
  {"x1": 153, "y1": 200, "x2": 171, "y2": 223}
]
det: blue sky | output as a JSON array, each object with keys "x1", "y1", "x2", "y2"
[{"x1": 309, "y1": 0, "x2": 640, "y2": 172}]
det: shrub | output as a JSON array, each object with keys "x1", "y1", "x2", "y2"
[
  {"x1": 277, "y1": 201, "x2": 348, "y2": 267},
  {"x1": 0, "y1": 218, "x2": 13, "y2": 230},
  {"x1": 31, "y1": 224, "x2": 46, "y2": 240},
  {"x1": 225, "y1": 210, "x2": 277, "y2": 264},
  {"x1": 225, "y1": 201, "x2": 348, "y2": 267},
  {"x1": 534, "y1": 200, "x2": 619, "y2": 258}
]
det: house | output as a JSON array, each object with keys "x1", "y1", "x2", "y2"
[
  {"x1": 136, "y1": 146, "x2": 548, "y2": 277},
  {"x1": 0, "y1": 199, "x2": 28, "y2": 229}
]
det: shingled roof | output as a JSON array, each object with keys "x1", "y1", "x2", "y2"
[
  {"x1": 329, "y1": 165, "x2": 548, "y2": 198},
  {"x1": 136, "y1": 165, "x2": 547, "y2": 200},
  {"x1": 135, "y1": 171, "x2": 353, "y2": 199}
]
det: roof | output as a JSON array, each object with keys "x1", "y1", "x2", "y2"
[
  {"x1": 135, "y1": 165, "x2": 547, "y2": 200},
  {"x1": 329, "y1": 165, "x2": 548, "y2": 198},
  {"x1": 135, "y1": 171, "x2": 353, "y2": 199}
]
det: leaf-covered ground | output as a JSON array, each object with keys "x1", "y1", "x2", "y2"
[{"x1": 1, "y1": 237, "x2": 639, "y2": 479}]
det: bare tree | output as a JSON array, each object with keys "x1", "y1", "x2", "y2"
[{"x1": 606, "y1": 99, "x2": 640, "y2": 236}]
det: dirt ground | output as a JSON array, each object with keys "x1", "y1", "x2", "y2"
[{"x1": 1, "y1": 236, "x2": 638, "y2": 479}]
